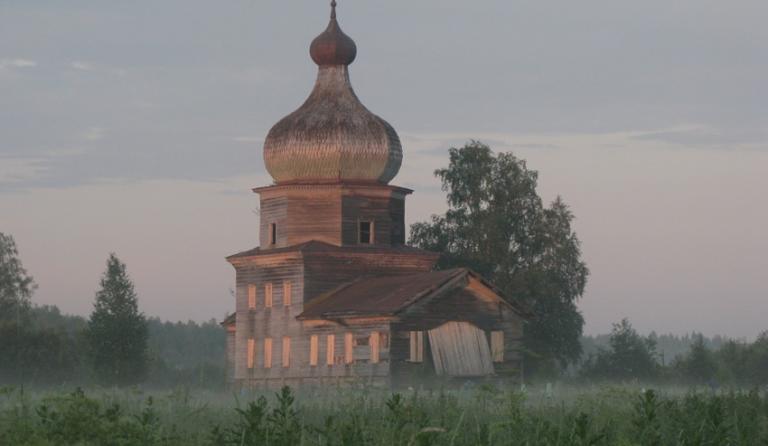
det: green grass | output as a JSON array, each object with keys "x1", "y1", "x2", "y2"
[{"x1": 1, "y1": 384, "x2": 767, "y2": 445}]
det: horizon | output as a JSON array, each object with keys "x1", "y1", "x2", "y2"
[{"x1": 2, "y1": 1, "x2": 766, "y2": 339}]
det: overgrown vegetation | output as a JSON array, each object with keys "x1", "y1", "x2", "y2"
[{"x1": 1, "y1": 385, "x2": 767, "y2": 445}]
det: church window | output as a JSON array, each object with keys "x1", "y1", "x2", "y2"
[
  {"x1": 270, "y1": 223, "x2": 277, "y2": 245},
  {"x1": 344, "y1": 332, "x2": 354, "y2": 364},
  {"x1": 247, "y1": 338, "x2": 255, "y2": 369},
  {"x1": 309, "y1": 335, "x2": 319, "y2": 366},
  {"x1": 282, "y1": 337, "x2": 291, "y2": 368},
  {"x1": 491, "y1": 331, "x2": 504, "y2": 362},
  {"x1": 283, "y1": 280, "x2": 292, "y2": 306},
  {"x1": 409, "y1": 331, "x2": 424, "y2": 362},
  {"x1": 370, "y1": 331, "x2": 381, "y2": 364},
  {"x1": 265, "y1": 283, "x2": 273, "y2": 308},
  {"x1": 264, "y1": 338, "x2": 273, "y2": 368},
  {"x1": 326, "y1": 334, "x2": 335, "y2": 366},
  {"x1": 248, "y1": 284, "x2": 257, "y2": 309},
  {"x1": 358, "y1": 220, "x2": 373, "y2": 244}
]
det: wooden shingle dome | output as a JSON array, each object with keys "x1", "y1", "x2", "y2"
[{"x1": 263, "y1": 1, "x2": 403, "y2": 185}]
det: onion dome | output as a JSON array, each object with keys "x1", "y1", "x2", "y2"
[{"x1": 263, "y1": 1, "x2": 403, "y2": 184}]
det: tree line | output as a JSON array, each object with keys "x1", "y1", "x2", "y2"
[
  {"x1": 578, "y1": 318, "x2": 768, "y2": 386},
  {"x1": 0, "y1": 234, "x2": 225, "y2": 388}
]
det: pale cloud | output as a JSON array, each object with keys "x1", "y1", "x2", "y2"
[
  {"x1": 0, "y1": 157, "x2": 47, "y2": 184},
  {"x1": 70, "y1": 61, "x2": 94, "y2": 71},
  {"x1": 82, "y1": 127, "x2": 106, "y2": 142},
  {"x1": 0, "y1": 58, "x2": 37, "y2": 70}
]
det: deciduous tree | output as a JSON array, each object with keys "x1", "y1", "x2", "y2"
[{"x1": 409, "y1": 141, "x2": 589, "y2": 372}]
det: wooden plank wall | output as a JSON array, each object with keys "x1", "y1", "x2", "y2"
[
  {"x1": 391, "y1": 279, "x2": 526, "y2": 384},
  {"x1": 340, "y1": 194, "x2": 404, "y2": 246},
  {"x1": 257, "y1": 184, "x2": 407, "y2": 249}
]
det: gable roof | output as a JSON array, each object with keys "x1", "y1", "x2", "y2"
[{"x1": 297, "y1": 268, "x2": 532, "y2": 320}]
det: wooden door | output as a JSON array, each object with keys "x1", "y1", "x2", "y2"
[{"x1": 428, "y1": 322, "x2": 494, "y2": 377}]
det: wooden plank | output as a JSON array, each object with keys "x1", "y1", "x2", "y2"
[
  {"x1": 491, "y1": 331, "x2": 504, "y2": 362},
  {"x1": 428, "y1": 322, "x2": 494, "y2": 377},
  {"x1": 370, "y1": 331, "x2": 380, "y2": 364}
]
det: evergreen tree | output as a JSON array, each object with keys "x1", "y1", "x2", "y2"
[
  {"x1": 409, "y1": 141, "x2": 588, "y2": 372},
  {"x1": 676, "y1": 335, "x2": 718, "y2": 384},
  {"x1": 0, "y1": 233, "x2": 36, "y2": 325},
  {"x1": 86, "y1": 254, "x2": 148, "y2": 385},
  {"x1": 581, "y1": 319, "x2": 659, "y2": 381}
]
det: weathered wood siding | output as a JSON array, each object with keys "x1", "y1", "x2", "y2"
[
  {"x1": 256, "y1": 184, "x2": 410, "y2": 249},
  {"x1": 391, "y1": 276, "x2": 525, "y2": 383},
  {"x1": 232, "y1": 252, "x2": 305, "y2": 384},
  {"x1": 340, "y1": 193, "x2": 405, "y2": 246}
]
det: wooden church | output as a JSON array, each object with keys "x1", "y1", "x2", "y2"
[{"x1": 223, "y1": 2, "x2": 530, "y2": 389}]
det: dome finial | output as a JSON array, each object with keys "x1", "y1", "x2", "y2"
[{"x1": 310, "y1": 0, "x2": 357, "y2": 66}]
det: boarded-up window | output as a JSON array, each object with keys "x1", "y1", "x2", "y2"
[
  {"x1": 344, "y1": 332, "x2": 354, "y2": 364},
  {"x1": 283, "y1": 281, "x2": 292, "y2": 306},
  {"x1": 428, "y1": 322, "x2": 494, "y2": 376},
  {"x1": 248, "y1": 285, "x2": 257, "y2": 309},
  {"x1": 282, "y1": 337, "x2": 291, "y2": 368},
  {"x1": 491, "y1": 331, "x2": 504, "y2": 362},
  {"x1": 409, "y1": 331, "x2": 424, "y2": 362},
  {"x1": 247, "y1": 338, "x2": 255, "y2": 369},
  {"x1": 264, "y1": 338, "x2": 273, "y2": 369},
  {"x1": 265, "y1": 283, "x2": 273, "y2": 308},
  {"x1": 370, "y1": 331, "x2": 381, "y2": 364},
  {"x1": 309, "y1": 335, "x2": 319, "y2": 366},
  {"x1": 326, "y1": 334, "x2": 335, "y2": 366}
]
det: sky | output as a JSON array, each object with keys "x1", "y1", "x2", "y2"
[{"x1": 1, "y1": 0, "x2": 766, "y2": 338}]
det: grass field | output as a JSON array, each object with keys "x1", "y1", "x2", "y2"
[{"x1": 1, "y1": 384, "x2": 767, "y2": 445}]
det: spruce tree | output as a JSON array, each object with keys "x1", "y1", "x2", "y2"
[
  {"x1": 0, "y1": 232, "x2": 36, "y2": 326},
  {"x1": 86, "y1": 253, "x2": 148, "y2": 385}
]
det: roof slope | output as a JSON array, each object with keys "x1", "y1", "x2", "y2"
[
  {"x1": 298, "y1": 268, "x2": 531, "y2": 320},
  {"x1": 298, "y1": 268, "x2": 462, "y2": 319}
]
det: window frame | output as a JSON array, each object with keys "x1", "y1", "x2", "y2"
[
  {"x1": 247, "y1": 284, "x2": 257, "y2": 309},
  {"x1": 264, "y1": 283, "x2": 273, "y2": 308},
  {"x1": 282, "y1": 337, "x2": 291, "y2": 368},
  {"x1": 358, "y1": 220, "x2": 374, "y2": 245},
  {"x1": 264, "y1": 337, "x2": 273, "y2": 369},
  {"x1": 283, "y1": 280, "x2": 292, "y2": 307},
  {"x1": 269, "y1": 223, "x2": 277, "y2": 245}
]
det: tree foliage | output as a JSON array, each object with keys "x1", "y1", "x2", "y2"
[
  {"x1": 409, "y1": 141, "x2": 589, "y2": 370},
  {"x1": 86, "y1": 254, "x2": 148, "y2": 385},
  {"x1": 581, "y1": 319, "x2": 660, "y2": 381},
  {"x1": 0, "y1": 233, "x2": 36, "y2": 325}
]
